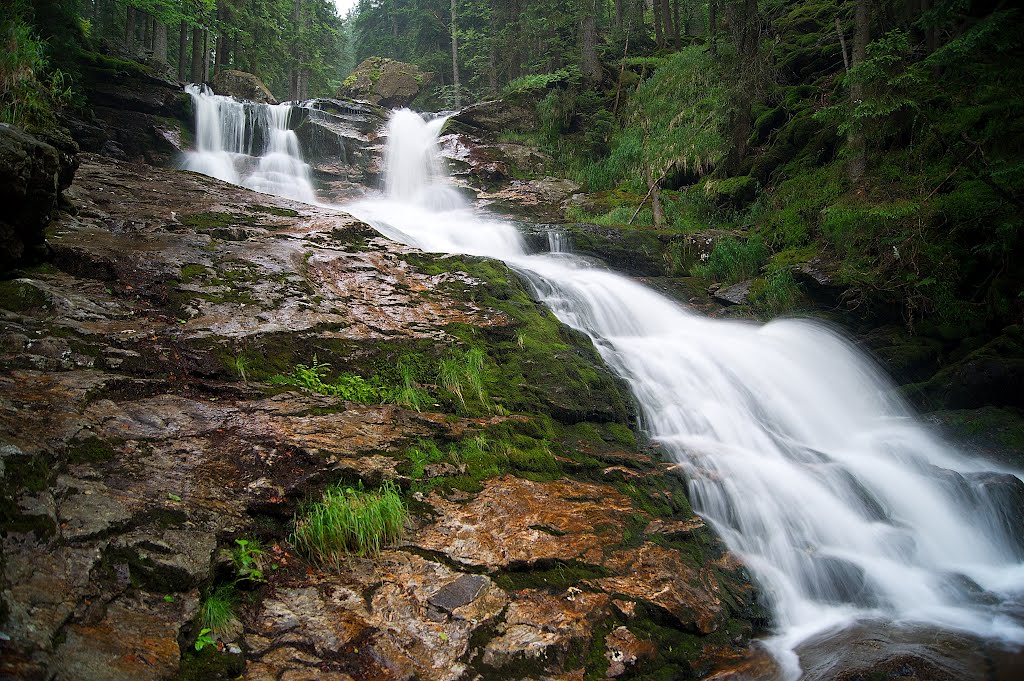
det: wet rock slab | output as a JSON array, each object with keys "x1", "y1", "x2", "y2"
[{"x1": 0, "y1": 154, "x2": 765, "y2": 679}]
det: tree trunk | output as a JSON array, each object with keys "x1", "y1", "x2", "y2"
[
  {"x1": 191, "y1": 26, "x2": 204, "y2": 83},
  {"x1": 153, "y1": 20, "x2": 168, "y2": 64},
  {"x1": 290, "y1": 0, "x2": 303, "y2": 100},
  {"x1": 581, "y1": 0, "x2": 601, "y2": 84},
  {"x1": 451, "y1": 0, "x2": 461, "y2": 107},
  {"x1": 125, "y1": 6, "x2": 136, "y2": 52},
  {"x1": 142, "y1": 12, "x2": 151, "y2": 53},
  {"x1": 708, "y1": 0, "x2": 717, "y2": 54},
  {"x1": 614, "y1": 0, "x2": 623, "y2": 30},
  {"x1": 660, "y1": 0, "x2": 674, "y2": 46},
  {"x1": 645, "y1": 166, "x2": 666, "y2": 228},
  {"x1": 672, "y1": 0, "x2": 681, "y2": 47},
  {"x1": 849, "y1": 0, "x2": 869, "y2": 182},
  {"x1": 653, "y1": 0, "x2": 664, "y2": 48},
  {"x1": 178, "y1": 21, "x2": 188, "y2": 81},
  {"x1": 203, "y1": 30, "x2": 210, "y2": 82}
]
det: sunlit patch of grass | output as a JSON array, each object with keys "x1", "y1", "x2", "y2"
[{"x1": 291, "y1": 481, "x2": 408, "y2": 568}]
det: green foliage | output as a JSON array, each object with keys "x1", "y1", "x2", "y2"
[
  {"x1": 232, "y1": 539, "x2": 267, "y2": 584},
  {"x1": 291, "y1": 481, "x2": 408, "y2": 567},
  {"x1": 749, "y1": 269, "x2": 802, "y2": 317},
  {"x1": 200, "y1": 586, "x2": 238, "y2": 635},
  {"x1": 270, "y1": 356, "x2": 386, "y2": 403},
  {"x1": 0, "y1": 13, "x2": 71, "y2": 129},
  {"x1": 504, "y1": 66, "x2": 581, "y2": 95},
  {"x1": 693, "y1": 237, "x2": 768, "y2": 283},
  {"x1": 193, "y1": 628, "x2": 217, "y2": 652}
]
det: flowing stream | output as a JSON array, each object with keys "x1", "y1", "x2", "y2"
[
  {"x1": 182, "y1": 91, "x2": 1024, "y2": 678},
  {"x1": 182, "y1": 84, "x2": 316, "y2": 203}
]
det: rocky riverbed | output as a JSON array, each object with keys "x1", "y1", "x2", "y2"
[{"x1": 0, "y1": 155, "x2": 771, "y2": 680}]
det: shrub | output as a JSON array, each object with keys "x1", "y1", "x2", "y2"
[{"x1": 291, "y1": 481, "x2": 407, "y2": 567}]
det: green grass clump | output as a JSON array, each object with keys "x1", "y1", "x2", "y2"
[
  {"x1": 200, "y1": 586, "x2": 238, "y2": 634},
  {"x1": 291, "y1": 481, "x2": 408, "y2": 567},
  {"x1": 692, "y1": 236, "x2": 768, "y2": 283}
]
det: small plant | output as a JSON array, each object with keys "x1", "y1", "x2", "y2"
[
  {"x1": 407, "y1": 440, "x2": 445, "y2": 479},
  {"x1": 392, "y1": 363, "x2": 431, "y2": 412},
  {"x1": 231, "y1": 354, "x2": 250, "y2": 382},
  {"x1": 232, "y1": 538, "x2": 267, "y2": 584},
  {"x1": 291, "y1": 481, "x2": 408, "y2": 568},
  {"x1": 271, "y1": 356, "x2": 384, "y2": 403},
  {"x1": 200, "y1": 586, "x2": 238, "y2": 634},
  {"x1": 436, "y1": 347, "x2": 490, "y2": 412},
  {"x1": 194, "y1": 628, "x2": 217, "y2": 652},
  {"x1": 692, "y1": 236, "x2": 768, "y2": 284}
]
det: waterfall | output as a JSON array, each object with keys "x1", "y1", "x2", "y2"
[
  {"x1": 181, "y1": 84, "x2": 315, "y2": 203},
  {"x1": 342, "y1": 110, "x2": 1024, "y2": 678}
]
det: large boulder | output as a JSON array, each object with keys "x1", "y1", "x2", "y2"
[
  {"x1": 338, "y1": 57, "x2": 431, "y2": 108},
  {"x1": 0, "y1": 124, "x2": 78, "y2": 273},
  {"x1": 449, "y1": 97, "x2": 540, "y2": 135},
  {"x1": 68, "y1": 54, "x2": 190, "y2": 165},
  {"x1": 212, "y1": 69, "x2": 278, "y2": 104}
]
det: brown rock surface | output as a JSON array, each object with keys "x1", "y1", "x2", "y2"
[{"x1": 0, "y1": 153, "x2": 764, "y2": 680}]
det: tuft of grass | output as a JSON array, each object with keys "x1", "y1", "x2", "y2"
[
  {"x1": 692, "y1": 236, "x2": 768, "y2": 283},
  {"x1": 291, "y1": 481, "x2": 408, "y2": 567},
  {"x1": 436, "y1": 347, "x2": 491, "y2": 413},
  {"x1": 200, "y1": 586, "x2": 238, "y2": 634}
]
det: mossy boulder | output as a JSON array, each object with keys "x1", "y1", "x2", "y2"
[
  {"x1": 211, "y1": 69, "x2": 278, "y2": 104},
  {"x1": 703, "y1": 176, "x2": 758, "y2": 210},
  {"x1": 338, "y1": 57, "x2": 432, "y2": 108},
  {"x1": 903, "y1": 326, "x2": 1024, "y2": 411}
]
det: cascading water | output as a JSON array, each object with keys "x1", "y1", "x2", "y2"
[
  {"x1": 182, "y1": 84, "x2": 315, "y2": 203},
  {"x1": 177, "y1": 97, "x2": 1023, "y2": 676},
  {"x1": 343, "y1": 110, "x2": 1024, "y2": 677}
]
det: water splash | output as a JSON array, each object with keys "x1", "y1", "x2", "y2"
[
  {"x1": 342, "y1": 109, "x2": 1024, "y2": 678},
  {"x1": 182, "y1": 84, "x2": 315, "y2": 203}
]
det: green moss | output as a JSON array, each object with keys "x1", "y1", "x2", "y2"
[
  {"x1": 249, "y1": 204, "x2": 300, "y2": 218},
  {"x1": 179, "y1": 264, "x2": 208, "y2": 284},
  {"x1": 0, "y1": 279, "x2": 49, "y2": 313},
  {"x1": 493, "y1": 559, "x2": 610, "y2": 592},
  {"x1": 66, "y1": 436, "x2": 117, "y2": 464}
]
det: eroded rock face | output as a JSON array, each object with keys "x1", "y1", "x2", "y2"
[
  {"x1": 338, "y1": 57, "x2": 432, "y2": 109},
  {"x1": 0, "y1": 124, "x2": 78, "y2": 273},
  {"x1": 212, "y1": 69, "x2": 278, "y2": 104},
  {"x1": 0, "y1": 154, "x2": 764, "y2": 679},
  {"x1": 67, "y1": 62, "x2": 189, "y2": 165}
]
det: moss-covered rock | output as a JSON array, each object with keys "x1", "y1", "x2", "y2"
[{"x1": 337, "y1": 57, "x2": 432, "y2": 108}]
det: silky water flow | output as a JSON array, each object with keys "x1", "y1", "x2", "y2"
[{"x1": 182, "y1": 100, "x2": 1024, "y2": 678}]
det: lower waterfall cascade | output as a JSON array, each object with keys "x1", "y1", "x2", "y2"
[{"x1": 181, "y1": 92, "x2": 1024, "y2": 678}]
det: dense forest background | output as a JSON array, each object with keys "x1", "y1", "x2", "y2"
[{"x1": 3, "y1": 0, "x2": 1023, "y2": 339}]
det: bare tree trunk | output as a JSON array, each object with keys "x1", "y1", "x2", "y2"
[
  {"x1": 203, "y1": 30, "x2": 210, "y2": 82},
  {"x1": 125, "y1": 6, "x2": 136, "y2": 52},
  {"x1": 835, "y1": 16, "x2": 850, "y2": 73},
  {"x1": 191, "y1": 26, "x2": 204, "y2": 83},
  {"x1": 660, "y1": 0, "x2": 674, "y2": 47},
  {"x1": 142, "y1": 12, "x2": 151, "y2": 53},
  {"x1": 451, "y1": 0, "x2": 461, "y2": 107},
  {"x1": 708, "y1": 0, "x2": 717, "y2": 54},
  {"x1": 614, "y1": 0, "x2": 623, "y2": 30},
  {"x1": 644, "y1": 166, "x2": 666, "y2": 227},
  {"x1": 581, "y1": 0, "x2": 601, "y2": 84},
  {"x1": 178, "y1": 21, "x2": 188, "y2": 81},
  {"x1": 672, "y1": 0, "x2": 681, "y2": 47},
  {"x1": 848, "y1": 0, "x2": 870, "y2": 182},
  {"x1": 290, "y1": 0, "x2": 303, "y2": 100},
  {"x1": 653, "y1": 0, "x2": 664, "y2": 48},
  {"x1": 154, "y1": 20, "x2": 168, "y2": 64}
]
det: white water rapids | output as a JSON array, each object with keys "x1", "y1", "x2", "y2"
[{"x1": 182, "y1": 93, "x2": 1024, "y2": 677}]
